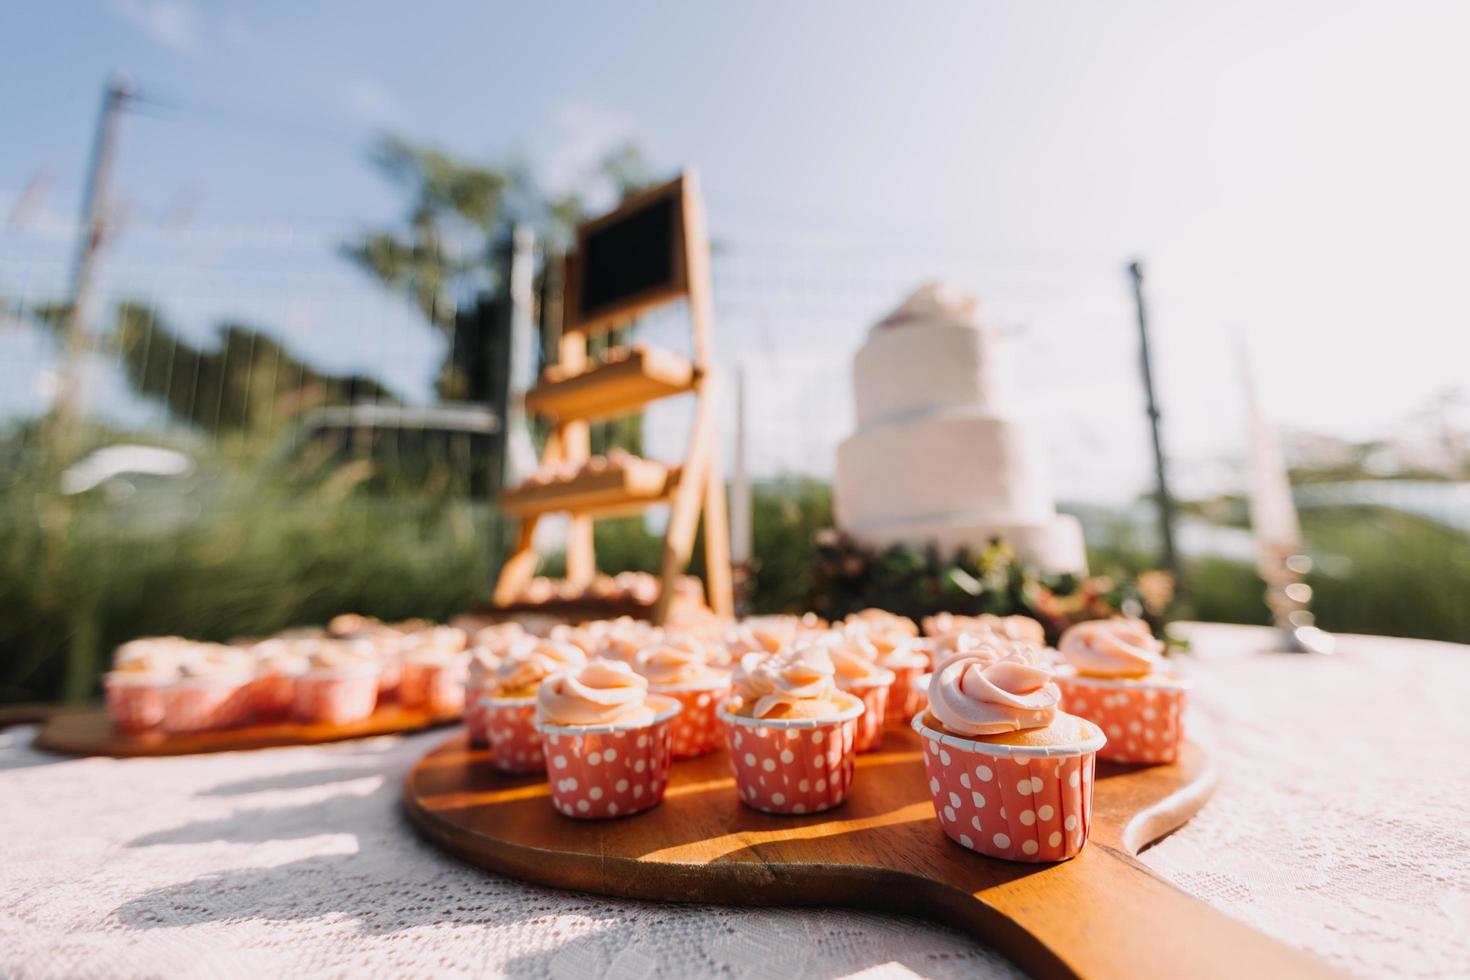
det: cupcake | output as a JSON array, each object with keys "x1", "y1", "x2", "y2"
[
  {"x1": 635, "y1": 638, "x2": 731, "y2": 759},
  {"x1": 843, "y1": 608, "x2": 919, "y2": 638},
  {"x1": 104, "y1": 641, "x2": 183, "y2": 734},
  {"x1": 247, "y1": 639, "x2": 310, "y2": 721},
  {"x1": 463, "y1": 645, "x2": 505, "y2": 747},
  {"x1": 480, "y1": 640, "x2": 586, "y2": 773},
  {"x1": 927, "y1": 632, "x2": 1035, "y2": 674},
  {"x1": 293, "y1": 643, "x2": 382, "y2": 725},
  {"x1": 724, "y1": 614, "x2": 829, "y2": 662},
  {"x1": 913, "y1": 649, "x2": 1105, "y2": 862},
  {"x1": 923, "y1": 613, "x2": 1046, "y2": 647},
  {"x1": 600, "y1": 623, "x2": 661, "y2": 666},
  {"x1": 1054, "y1": 619, "x2": 1185, "y2": 765},
  {"x1": 826, "y1": 634, "x2": 895, "y2": 753},
  {"x1": 718, "y1": 646, "x2": 866, "y2": 815},
  {"x1": 328, "y1": 616, "x2": 406, "y2": 697},
  {"x1": 535, "y1": 659, "x2": 681, "y2": 819},
  {"x1": 863, "y1": 632, "x2": 931, "y2": 726},
  {"x1": 398, "y1": 628, "x2": 470, "y2": 716},
  {"x1": 469, "y1": 621, "x2": 528, "y2": 654},
  {"x1": 163, "y1": 646, "x2": 256, "y2": 734},
  {"x1": 327, "y1": 613, "x2": 379, "y2": 638}
]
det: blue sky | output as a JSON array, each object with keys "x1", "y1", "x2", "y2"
[{"x1": 4, "y1": 1, "x2": 1470, "y2": 502}]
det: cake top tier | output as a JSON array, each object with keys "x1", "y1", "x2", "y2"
[
  {"x1": 872, "y1": 281, "x2": 979, "y2": 334},
  {"x1": 853, "y1": 282, "x2": 1005, "y2": 431}
]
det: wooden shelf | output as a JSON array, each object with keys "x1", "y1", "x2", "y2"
[
  {"x1": 498, "y1": 460, "x2": 679, "y2": 519},
  {"x1": 525, "y1": 347, "x2": 696, "y2": 423}
]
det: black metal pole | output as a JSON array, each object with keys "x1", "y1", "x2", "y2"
[{"x1": 1129, "y1": 260, "x2": 1184, "y2": 597}]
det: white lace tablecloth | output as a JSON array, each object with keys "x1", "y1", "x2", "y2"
[{"x1": 2, "y1": 623, "x2": 1467, "y2": 979}]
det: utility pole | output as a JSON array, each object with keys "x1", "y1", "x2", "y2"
[
  {"x1": 45, "y1": 73, "x2": 130, "y2": 704},
  {"x1": 49, "y1": 73, "x2": 132, "y2": 467},
  {"x1": 1129, "y1": 260, "x2": 1184, "y2": 598}
]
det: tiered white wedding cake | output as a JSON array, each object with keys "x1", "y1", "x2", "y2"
[{"x1": 834, "y1": 283, "x2": 1087, "y2": 574}]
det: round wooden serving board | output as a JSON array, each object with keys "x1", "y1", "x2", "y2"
[
  {"x1": 35, "y1": 705, "x2": 459, "y2": 758},
  {"x1": 405, "y1": 728, "x2": 1337, "y2": 980}
]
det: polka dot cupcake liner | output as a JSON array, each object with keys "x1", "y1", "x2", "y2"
[
  {"x1": 535, "y1": 695, "x2": 681, "y2": 820},
  {"x1": 376, "y1": 657, "x2": 403, "y2": 698},
  {"x1": 481, "y1": 697, "x2": 546, "y2": 774},
  {"x1": 463, "y1": 683, "x2": 493, "y2": 747},
  {"x1": 247, "y1": 673, "x2": 298, "y2": 721},
  {"x1": 717, "y1": 692, "x2": 866, "y2": 815},
  {"x1": 162, "y1": 679, "x2": 255, "y2": 734},
  {"x1": 650, "y1": 680, "x2": 732, "y2": 760},
  {"x1": 912, "y1": 713, "x2": 1105, "y2": 863},
  {"x1": 105, "y1": 677, "x2": 166, "y2": 734},
  {"x1": 837, "y1": 671, "x2": 895, "y2": 753},
  {"x1": 293, "y1": 667, "x2": 381, "y2": 726},
  {"x1": 1056, "y1": 672, "x2": 1187, "y2": 765},
  {"x1": 399, "y1": 660, "x2": 467, "y2": 717},
  {"x1": 887, "y1": 664, "x2": 930, "y2": 726}
]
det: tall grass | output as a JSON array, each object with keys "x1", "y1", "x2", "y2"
[
  {"x1": 1091, "y1": 507, "x2": 1470, "y2": 643},
  {"x1": 0, "y1": 459, "x2": 497, "y2": 704}
]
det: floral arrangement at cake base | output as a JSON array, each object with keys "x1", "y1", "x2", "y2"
[{"x1": 806, "y1": 531, "x2": 1173, "y2": 646}]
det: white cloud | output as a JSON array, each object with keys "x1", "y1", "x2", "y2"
[
  {"x1": 343, "y1": 76, "x2": 400, "y2": 125},
  {"x1": 108, "y1": 0, "x2": 203, "y2": 57}
]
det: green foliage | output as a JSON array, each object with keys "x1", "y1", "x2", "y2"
[
  {"x1": 1091, "y1": 506, "x2": 1470, "y2": 642},
  {"x1": 0, "y1": 452, "x2": 497, "y2": 705},
  {"x1": 747, "y1": 478, "x2": 834, "y2": 614},
  {"x1": 113, "y1": 301, "x2": 398, "y2": 438},
  {"x1": 539, "y1": 516, "x2": 665, "y2": 580},
  {"x1": 806, "y1": 531, "x2": 1158, "y2": 644},
  {"x1": 341, "y1": 136, "x2": 511, "y2": 336},
  {"x1": 1300, "y1": 507, "x2": 1470, "y2": 642}
]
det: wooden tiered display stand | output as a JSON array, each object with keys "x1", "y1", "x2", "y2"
[{"x1": 493, "y1": 171, "x2": 733, "y2": 624}]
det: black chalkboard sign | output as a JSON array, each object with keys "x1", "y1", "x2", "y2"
[{"x1": 568, "y1": 175, "x2": 689, "y2": 333}]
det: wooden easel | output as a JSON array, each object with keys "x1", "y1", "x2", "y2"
[{"x1": 492, "y1": 171, "x2": 734, "y2": 623}]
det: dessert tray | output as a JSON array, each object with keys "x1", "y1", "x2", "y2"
[
  {"x1": 404, "y1": 728, "x2": 1333, "y2": 980},
  {"x1": 35, "y1": 703, "x2": 459, "y2": 758}
]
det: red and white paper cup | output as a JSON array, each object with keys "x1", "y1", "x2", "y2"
[
  {"x1": 718, "y1": 692, "x2": 866, "y2": 815},
  {"x1": 535, "y1": 694, "x2": 682, "y2": 819},
  {"x1": 162, "y1": 677, "x2": 254, "y2": 734},
  {"x1": 401, "y1": 658, "x2": 468, "y2": 717},
  {"x1": 376, "y1": 655, "x2": 403, "y2": 699},
  {"x1": 650, "y1": 679, "x2": 732, "y2": 759},
  {"x1": 886, "y1": 663, "x2": 930, "y2": 726},
  {"x1": 104, "y1": 674, "x2": 167, "y2": 734},
  {"x1": 1055, "y1": 671, "x2": 1186, "y2": 765},
  {"x1": 248, "y1": 672, "x2": 299, "y2": 721},
  {"x1": 912, "y1": 712, "x2": 1105, "y2": 862},
  {"x1": 463, "y1": 682, "x2": 493, "y2": 747},
  {"x1": 837, "y1": 670, "x2": 895, "y2": 753},
  {"x1": 481, "y1": 695, "x2": 547, "y2": 773},
  {"x1": 293, "y1": 662, "x2": 381, "y2": 725}
]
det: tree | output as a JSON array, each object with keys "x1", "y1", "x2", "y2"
[
  {"x1": 342, "y1": 135, "x2": 654, "y2": 457},
  {"x1": 341, "y1": 136, "x2": 510, "y2": 338},
  {"x1": 113, "y1": 301, "x2": 398, "y2": 437}
]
